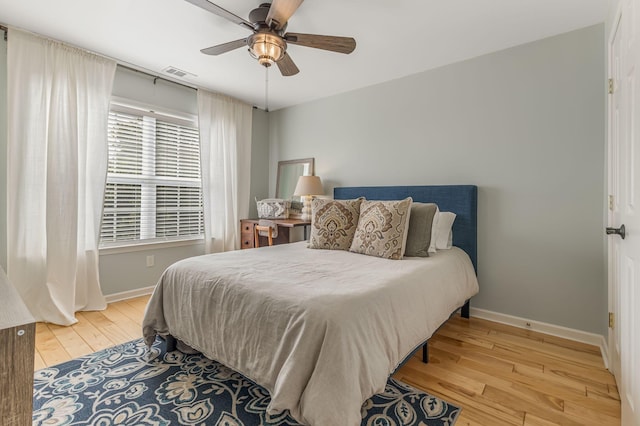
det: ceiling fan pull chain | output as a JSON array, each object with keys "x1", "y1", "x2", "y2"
[{"x1": 265, "y1": 65, "x2": 270, "y2": 112}]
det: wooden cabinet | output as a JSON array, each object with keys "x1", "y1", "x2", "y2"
[
  {"x1": 0, "y1": 267, "x2": 35, "y2": 426},
  {"x1": 240, "y1": 219, "x2": 311, "y2": 249},
  {"x1": 240, "y1": 220, "x2": 257, "y2": 249}
]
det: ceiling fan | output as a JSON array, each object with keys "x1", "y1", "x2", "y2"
[{"x1": 185, "y1": 0, "x2": 356, "y2": 76}]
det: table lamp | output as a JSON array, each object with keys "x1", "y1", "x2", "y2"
[{"x1": 293, "y1": 175, "x2": 324, "y2": 221}]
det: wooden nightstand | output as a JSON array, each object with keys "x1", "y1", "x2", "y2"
[
  {"x1": 240, "y1": 218, "x2": 311, "y2": 249},
  {"x1": 0, "y1": 267, "x2": 35, "y2": 426}
]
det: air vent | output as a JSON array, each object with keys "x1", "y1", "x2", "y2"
[{"x1": 162, "y1": 66, "x2": 196, "y2": 79}]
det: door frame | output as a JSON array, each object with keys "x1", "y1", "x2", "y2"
[{"x1": 606, "y1": 4, "x2": 622, "y2": 378}]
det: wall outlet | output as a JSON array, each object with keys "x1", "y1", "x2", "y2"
[{"x1": 146, "y1": 255, "x2": 155, "y2": 267}]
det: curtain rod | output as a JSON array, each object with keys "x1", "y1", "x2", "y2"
[
  {"x1": 0, "y1": 24, "x2": 198, "y2": 90},
  {"x1": 0, "y1": 24, "x2": 196, "y2": 92},
  {"x1": 117, "y1": 64, "x2": 197, "y2": 92},
  {"x1": 0, "y1": 24, "x2": 265, "y2": 108}
]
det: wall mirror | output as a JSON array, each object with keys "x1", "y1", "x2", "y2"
[{"x1": 276, "y1": 158, "x2": 314, "y2": 212}]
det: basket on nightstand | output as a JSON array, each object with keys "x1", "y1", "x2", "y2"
[{"x1": 256, "y1": 198, "x2": 290, "y2": 219}]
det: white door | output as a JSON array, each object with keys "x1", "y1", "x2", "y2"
[{"x1": 608, "y1": 1, "x2": 640, "y2": 424}]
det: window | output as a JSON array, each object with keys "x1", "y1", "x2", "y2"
[{"x1": 100, "y1": 101, "x2": 203, "y2": 247}]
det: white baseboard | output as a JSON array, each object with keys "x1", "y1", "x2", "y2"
[
  {"x1": 599, "y1": 335, "x2": 610, "y2": 370},
  {"x1": 104, "y1": 286, "x2": 155, "y2": 304},
  {"x1": 469, "y1": 307, "x2": 609, "y2": 368}
]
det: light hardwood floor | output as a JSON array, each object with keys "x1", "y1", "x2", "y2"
[{"x1": 35, "y1": 296, "x2": 620, "y2": 425}]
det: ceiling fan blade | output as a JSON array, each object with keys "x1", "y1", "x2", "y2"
[
  {"x1": 201, "y1": 38, "x2": 248, "y2": 55},
  {"x1": 276, "y1": 52, "x2": 300, "y2": 76},
  {"x1": 266, "y1": 0, "x2": 304, "y2": 30},
  {"x1": 284, "y1": 33, "x2": 356, "y2": 54},
  {"x1": 184, "y1": 0, "x2": 255, "y2": 31}
]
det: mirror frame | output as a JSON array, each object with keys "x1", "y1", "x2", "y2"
[{"x1": 275, "y1": 158, "x2": 315, "y2": 201}]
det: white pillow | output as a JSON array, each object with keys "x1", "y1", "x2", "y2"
[
  {"x1": 435, "y1": 212, "x2": 456, "y2": 249},
  {"x1": 428, "y1": 206, "x2": 440, "y2": 254}
]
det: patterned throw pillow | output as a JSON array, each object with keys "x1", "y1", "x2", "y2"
[
  {"x1": 308, "y1": 198, "x2": 364, "y2": 250},
  {"x1": 349, "y1": 197, "x2": 413, "y2": 260}
]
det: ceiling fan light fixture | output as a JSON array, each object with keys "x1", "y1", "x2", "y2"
[
  {"x1": 189, "y1": 0, "x2": 355, "y2": 77},
  {"x1": 248, "y1": 33, "x2": 286, "y2": 67}
]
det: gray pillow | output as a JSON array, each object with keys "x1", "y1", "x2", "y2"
[{"x1": 404, "y1": 202, "x2": 438, "y2": 257}]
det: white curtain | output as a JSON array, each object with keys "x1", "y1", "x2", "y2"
[
  {"x1": 7, "y1": 29, "x2": 116, "y2": 325},
  {"x1": 198, "y1": 90, "x2": 253, "y2": 253}
]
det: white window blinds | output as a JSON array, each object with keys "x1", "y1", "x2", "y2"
[{"x1": 100, "y1": 104, "x2": 203, "y2": 247}]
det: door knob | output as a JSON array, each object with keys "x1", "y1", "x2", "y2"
[{"x1": 606, "y1": 224, "x2": 626, "y2": 239}]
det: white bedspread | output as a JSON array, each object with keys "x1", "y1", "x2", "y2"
[{"x1": 142, "y1": 242, "x2": 479, "y2": 426}]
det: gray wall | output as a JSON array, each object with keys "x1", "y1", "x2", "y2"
[
  {"x1": 250, "y1": 108, "x2": 270, "y2": 218},
  {"x1": 99, "y1": 243, "x2": 206, "y2": 295},
  {"x1": 269, "y1": 25, "x2": 607, "y2": 335}
]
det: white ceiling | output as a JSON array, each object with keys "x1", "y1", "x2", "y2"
[{"x1": 0, "y1": 0, "x2": 608, "y2": 110}]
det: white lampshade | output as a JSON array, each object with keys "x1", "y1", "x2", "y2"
[
  {"x1": 293, "y1": 176, "x2": 324, "y2": 197},
  {"x1": 293, "y1": 176, "x2": 323, "y2": 222}
]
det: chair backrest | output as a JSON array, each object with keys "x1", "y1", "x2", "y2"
[{"x1": 254, "y1": 225, "x2": 273, "y2": 247}]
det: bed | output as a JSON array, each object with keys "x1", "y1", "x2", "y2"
[{"x1": 142, "y1": 185, "x2": 479, "y2": 426}]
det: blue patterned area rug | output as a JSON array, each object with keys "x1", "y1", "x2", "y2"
[{"x1": 33, "y1": 338, "x2": 460, "y2": 425}]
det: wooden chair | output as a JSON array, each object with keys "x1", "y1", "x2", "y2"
[{"x1": 254, "y1": 225, "x2": 273, "y2": 248}]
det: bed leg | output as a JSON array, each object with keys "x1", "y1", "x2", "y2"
[
  {"x1": 461, "y1": 299, "x2": 470, "y2": 319},
  {"x1": 422, "y1": 342, "x2": 429, "y2": 364},
  {"x1": 164, "y1": 335, "x2": 176, "y2": 352}
]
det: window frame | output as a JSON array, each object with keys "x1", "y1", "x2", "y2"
[{"x1": 99, "y1": 97, "x2": 204, "y2": 250}]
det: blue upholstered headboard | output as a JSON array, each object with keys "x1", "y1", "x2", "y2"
[{"x1": 334, "y1": 185, "x2": 478, "y2": 271}]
